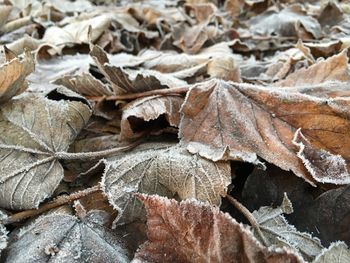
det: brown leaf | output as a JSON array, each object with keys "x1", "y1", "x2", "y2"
[
  {"x1": 133, "y1": 194, "x2": 303, "y2": 263},
  {"x1": 120, "y1": 95, "x2": 183, "y2": 140},
  {"x1": 207, "y1": 56, "x2": 242, "y2": 81},
  {"x1": 102, "y1": 142, "x2": 231, "y2": 225},
  {"x1": 0, "y1": 86, "x2": 92, "y2": 209},
  {"x1": 0, "y1": 50, "x2": 34, "y2": 103},
  {"x1": 274, "y1": 51, "x2": 350, "y2": 87},
  {"x1": 179, "y1": 79, "x2": 350, "y2": 185}
]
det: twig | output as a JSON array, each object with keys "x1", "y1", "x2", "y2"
[
  {"x1": 226, "y1": 194, "x2": 269, "y2": 246},
  {"x1": 1, "y1": 185, "x2": 101, "y2": 225},
  {"x1": 86, "y1": 86, "x2": 190, "y2": 101}
]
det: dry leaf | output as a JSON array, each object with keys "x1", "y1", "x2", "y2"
[
  {"x1": 90, "y1": 45, "x2": 187, "y2": 95},
  {"x1": 133, "y1": 194, "x2": 303, "y2": 263},
  {"x1": 102, "y1": 142, "x2": 231, "y2": 225},
  {"x1": 0, "y1": 50, "x2": 34, "y2": 103},
  {"x1": 313, "y1": 242, "x2": 350, "y2": 263},
  {"x1": 179, "y1": 79, "x2": 350, "y2": 185},
  {"x1": 0, "y1": 210, "x2": 7, "y2": 258},
  {"x1": 274, "y1": 51, "x2": 350, "y2": 87},
  {"x1": 0, "y1": 86, "x2": 91, "y2": 209},
  {"x1": 120, "y1": 95, "x2": 183, "y2": 140},
  {"x1": 253, "y1": 196, "x2": 323, "y2": 261},
  {"x1": 4, "y1": 211, "x2": 130, "y2": 263}
]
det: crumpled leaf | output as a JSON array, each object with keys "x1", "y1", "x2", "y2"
[
  {"x1": 274, "y1": 51, "x2": 350, "y2": 87},
  {"x1": 0, "y1": 86, "x2": 91, "y2": 209},
  {"x1": 249, "y1": 4, "x2": 322, "y2": 39},
  {"x1": 90, "y1": 45, "x2": 187, "y2": 95},
  {"x1": 120, "y1": 95, "x2": 183, "y2": 140},
  {"x1": 0, "y1": 210, "x2": 7, "y2": 257},
  {"x1": 313, "y1": 242, "x2": 350, "y2": 263},
  {"x1": 179, "y1": 79, "x2": 350, "y2": 185},
  {"x1": 4, "y1": 211, "x2": 130, "y2": 263},
  {"x1": 102, "y1": 142, "x2": 231, "y2": 225},
  {"x1": 132, "y1": 194, "x2": 303, "y2": 263},
  {"x1": 253, "y1": 195, "x2": 323, "y2": 261},
  {"x1": 0, "y1": 49, "x2": 34, "y2": 103}
]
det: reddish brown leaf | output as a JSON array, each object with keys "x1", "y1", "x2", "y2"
[
  {"x1": 133, "y1": 194, "x2": 303, "y2": 263},
  {"x1": 120, "y1": 95, "x2": 183, "y2": 140},
  {"x1": 179, "y1": 79, "x2": 350, "y2": 185}
]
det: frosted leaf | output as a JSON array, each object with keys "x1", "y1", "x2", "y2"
[
  {"x1": 253, "y1": 196, "x2": 323, "y2": 261},
  {"x1": 0, "y1": 50, "x2": 34, "y2": 104},
  {"x1": 179, "y1": 79, "x2": 350, "y2": 185},
  {"x1": 0, "y1": 210, "x2": 8, "y2": 257},
  {"x1": 132, "y1": 194, "x2": 303, "y2": 263},
  {"x1": 101, "y1": 142, "x2": 231, "y2": 225},
  {"x1": 313, "y1": 242, "x2": 350, "y2": 263},
  {"x1": 90, "y1": 45, "x2": 187, "y2": 95},
  {"x1": 0, "y1": 86, "x2": 92, "y2": 210},
  {"x1": 120, "y1": 95, "x2": 184, "y2": 140},
  {"x1": 4, "y1": 211, "x2": 130, "y2": 263}
]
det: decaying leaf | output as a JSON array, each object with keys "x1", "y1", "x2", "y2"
[
  {"x1": 313, "y1": 242, "x2": 350, "y2": 263},
  {"x1": 102, "y1": 142, "x2": 231, "y2": 225},
  {"x1": 0, "y1": 86, "x2": 91, "y2": 209},
  {"x1": 4, "y1": 211, "x2": 130, "y2": 263},
  {"x1": 0, "y1": 210, "x2": 7, "y2": 257},
  {"x1": 253, "y1": 195, "x2": 323, "y2": 261},
  {"x1": 179, "y1": 79, "x2": 350, "y2": 185},
  {"x1": 0, "y1": 49, "x2": 34, "y2": 103},
  {"x1": 120, "y1": 95, "x2": 183, "y2": 140},
  {"x1": 90, "y1": 45, "x2": 187, "y2": 95},
  {"x1": 275, "y1": 51, "x2": 350, "y2": 87},
  {"x1": 133, "y1": 194, "x2": 303, "y2": 263}
]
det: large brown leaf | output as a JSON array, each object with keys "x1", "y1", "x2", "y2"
[
  {"x1": 0, "y1": 50, "x2": 34, "y2": 104},
  {"x1": 179, "y1": 79, "x2": 350, "y2": 185},
  {"x1": 120, "y1": 95, "x2": 183, "y2": 140},
  {"x1": 101, "y1": 142, "x2": 231, "y2": 225},
  {"x1": 0, "y1": 87, "x2": 91, "y2": 209},
  {"x1": 132, "y1": 194, "x2": 303, "y2": 263}
]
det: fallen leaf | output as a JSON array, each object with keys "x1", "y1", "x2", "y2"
[
  {"x1": 0, "y1": 210, "x2": 7, "y2": 257},
  {"x1": 179, "y1": 79, "x2": 350, "y2": 185},
  {"x1": 120, "y1": 95, "x2": 183, "y2": 140},
  {"x1": 0, "y1": 86, "x2": 92, "y2": 209},
  {"x1": 0, "y1": 50, "x2": 34, "y2": 103},
  {"x1": 274, "y1": 51, "x2": 350, "y2": 87},
  {"x1": 253, "y1": 196, "x2": 323, "y2": 261},
  {"x1": 4, "y1": 211, "x2": 130, "y2": 263},
  {"x1": 313, "y1": 242, "x2": 350, "y2": 263},
  {"x1": 102, "y1": 142, "x2": 231, "y2": 225},
  {"x1": 133, "y1": 194, "x2": 303, "y2": 263}
]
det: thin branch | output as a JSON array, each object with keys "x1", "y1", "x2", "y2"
[
  {"x1": 226, "y1": 194, "x2": 269, "y2": 247},
  {"x1": 86, "y1": 86, "x2": 190, "y2": 101},
  {"x1": 1, "y1": 185, "x2": 101, "y2": 225},
  {"x1": 55, "y1": 141, "x2": 140, "y2": 160}
]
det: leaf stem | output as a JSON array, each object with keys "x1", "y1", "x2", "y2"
[
  {"x1": 1, "y1": 185, "x2": 101, "y2": 225},
  {"x1": 226, "y1": 194, "x2": 269, "y2": 246}
]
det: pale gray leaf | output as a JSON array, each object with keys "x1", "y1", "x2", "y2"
[
  {"x1": 313, "y1": 242, "x2": 350, "y2": 263},
  {"x1": 102, "y1": 142, "x2": 231, "y2": 225}
]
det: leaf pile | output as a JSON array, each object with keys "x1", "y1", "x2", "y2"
[{"x1": 0, "y1": 0, "x2": 350, "y2": 262}]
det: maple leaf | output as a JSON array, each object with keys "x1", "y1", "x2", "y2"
[
  {"x1": 179, "y1": 79, "x2": 350, "y2": 185},
  {"x1": 101, "y1": 142, "x2": 231, "y2": 225},
  {"x1": 133, "y1": 194, "x2": 303, "y2": 263}
]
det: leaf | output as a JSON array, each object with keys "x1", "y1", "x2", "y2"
[
  {"x1": 0, "y1": 86, "x2": 92, "y2": 209},
  {"x1": 179, "y1": 79, "x2": 350, "y2": 185},
  {"x1": 4, "y1": 211, "x2": 130, "y2": 263},
  {"x1": 313, "y1": 242, "x2": 350, "y2": 263},
  {"x1": 0, "y1": 5, "x2": 12, "y2": 29},
  {"x1": 274, "y1": 51, "x2": 350, "y2": 87},
  {"x1": 249, "y1": 4, "x2": 322, "y2": 39},
  {"x1": 0, "y1": 210, "x2": 7, "y2": 257},
  {"x1": 252, "y1": 195, "x2": 323, "y2": 261},
  {"x1": 0, "y1": 50, "x2": 34, "y2": 104},
  {"x1": 90, "y1": 45, "x2": 187, "y2": 95},
  {"x1": 120, "y1": 95, "x2": 183, "y2": 140},
  {"x1": 132, "y1": 194, "x2": 303, "y2": 263},
  {"x1": 101, "y1": 142, "x2": 231, "y2": 225}
]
